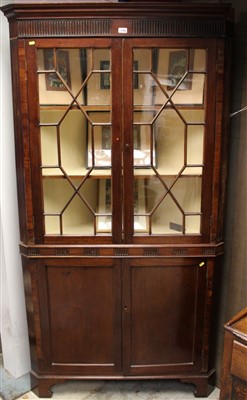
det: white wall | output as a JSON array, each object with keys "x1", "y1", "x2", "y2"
[{"x1": 0, "y1": 7, "x2": 31, "y2": 377}]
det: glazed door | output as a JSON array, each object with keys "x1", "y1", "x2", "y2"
[
  {"x1": 122, "y1": 38, "x2": 217, "y2": 244},
  {"x1": 27, "y1": 38, "x2": 122, "y2": 244},
  {"x1": 122, "y1": 258, "x2": 208, "y2": 375}
]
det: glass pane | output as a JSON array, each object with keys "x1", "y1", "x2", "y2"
[
  {"x1": 38, "y1": 47, "x2": 112, "y2": 236},
  {"x1": 134, "y1": 178, "x2": 148, "y2": 233},
  {"x1": 134, "y1": 111, "x2": 156, "y2": 124},
  {"x1": 87, "y1": 49, "x2": 111, "y2": 106},
  {"x1": 45, "y1": 216, "x2": 60, "y2": 235},
  {"x1": 179, "y1": 109, "x2": 205, "y2": 123},
  {"x1": 133, "y1": 49, "x2": 152, "y2": 71},
  {"x1": 40, "y1": 110, "x2": 87, "y2": 175},
  {"x1": 133, "y1": 125, "x2": 156, "y2": 167},
  {"x1": 154, "y1": 108, "x2": 185, "y2": 175},
  {"x1": 187, "y1": 125, "x2": 204, "y2": 165},
  {"x1": 41, "y1": 126, "x2": 58, "y2": 166},
  {"x1": 97, "y1": 178, "x2": 112, "y2": 233},
  {"x1": 40, "y1": 109, "x2": 63, "y2": 125},
  {"x1": 87, "y1": 112, "x2": 111, "y2": 168},
  {"x1": 60, "y1": 111, "x2": 87, "y2": 175},
  {"x1": 185, "y1": 216, "x2": 201, "y2": 234},
  {"x1": 88, "y1": 111, "x2": 111, "y2": 124}
]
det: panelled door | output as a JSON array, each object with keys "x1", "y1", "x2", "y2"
[
  {"x1": 34, "y1": 258, "x2": 122, "y2": 375},
  {"x1": 122, "y1": 258, "x2": 208, "y2": 375}
]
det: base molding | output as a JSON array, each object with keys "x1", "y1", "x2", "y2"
[{"x1": 31, "y1": 369, "x2": 216, "y2": 398}]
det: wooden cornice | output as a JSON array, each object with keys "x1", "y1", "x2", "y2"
[{"x1": 1, "y1": 2, "x2": 234, "y2": 39}]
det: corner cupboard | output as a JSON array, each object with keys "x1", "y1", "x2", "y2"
[{"x1": 1, "y1": 1, "x2": 233, "y2": 397}]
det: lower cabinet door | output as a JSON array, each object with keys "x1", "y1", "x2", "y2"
[
  {"x1": 122, "y1": 258, "x2": 207, "y2": 375},
  {"x1": 36, "y1": 258, "x2": 122, "y2": 375}
]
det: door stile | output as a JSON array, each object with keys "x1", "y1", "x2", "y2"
[
  {"x1": 11, "y1": 39, "x2": 34, "y2": 243},
  {"x1": 122, "y1": 39, "x2": 134, "y2": 244},
  {"x1": 26, "y1": 41, "x2": 45, "y2": 244},
  {"x1": 111, "y1": 38, "x2": 123, "y2": 244}
]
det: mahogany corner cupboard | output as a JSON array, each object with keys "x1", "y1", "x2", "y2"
[{"x1": 1, "y1": 1, "x2": 234, "y2": 398}]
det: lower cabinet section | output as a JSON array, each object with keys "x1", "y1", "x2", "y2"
[{"x1": 23, "y1": 256, "x2": 216, "y2": 398}]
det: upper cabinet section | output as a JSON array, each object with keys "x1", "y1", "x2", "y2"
[{"x1": 1, "y1": 2, "x2": 233, "y2": 246}]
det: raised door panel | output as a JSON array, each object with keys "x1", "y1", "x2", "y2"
[
  {"x1": 123, "y1": 258, "x2": 207, "y2": 375},
  {"x1": 36, "y1": 259, "x2": 122, "y2": 375}
]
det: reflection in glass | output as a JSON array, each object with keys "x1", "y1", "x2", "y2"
[
  {"x1": 43, "y1": 49, "x2": 71, "y2": 90},
  {"x1": 87, "y1": 112, "x2": 111, "y2": 168},
  {"x1": 133, "y1": 125, "x2": 156, "y2": 167},
  {"x1": 38, "y1": 48, "x2": 88, "y2": 105},
  {"x1": 154, "y1": 108, "x2": 185, "y2": 175},
  {"x1": 142, "y1": 176, "x2": 202, "y2": 235}
]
